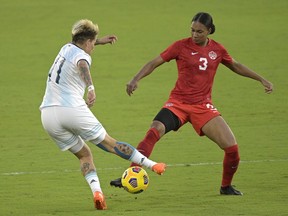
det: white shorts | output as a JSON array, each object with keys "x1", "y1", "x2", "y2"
[{"x1": 41, "y1": 106, "x2": 106, "y2": 152}]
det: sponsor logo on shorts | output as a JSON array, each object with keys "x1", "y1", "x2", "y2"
[{"x1": 206, "y1": 103, "x2": 218, "y2": 112}]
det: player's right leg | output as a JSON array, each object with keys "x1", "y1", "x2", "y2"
[
  {"x1": 91, "y1": 133, "x2": 167, "y2": 175},
  {"x1": 131, "y1": 108, "x2": 182, "y2": 166}
]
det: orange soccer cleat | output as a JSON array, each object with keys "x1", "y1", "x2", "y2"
[
  {"x1": 93, "y1": 191, "x2": 107, "y2": 210},
  {"x1": 152, "y1": 163, "x2": 167, "y2": 175}
]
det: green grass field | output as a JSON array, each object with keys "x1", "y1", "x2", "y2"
[{"x1": 0, "y1": 0, "x2": 288, "y2": 215}]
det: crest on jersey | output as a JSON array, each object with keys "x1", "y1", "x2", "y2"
[{"x1": 208, "y1": 51, "x2": 217, "y2": 60}]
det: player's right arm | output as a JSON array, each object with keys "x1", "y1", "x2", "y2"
[
  {"x1": 78, "y1": 59, "x2": 96, "y2": 107},
  {"x1": 126, "y1": 55, "x2": 165, "y2": 96}
]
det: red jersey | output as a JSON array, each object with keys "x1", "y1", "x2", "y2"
[{"x1": 160, "y1": 37, "x2": 233, "y2": 104}]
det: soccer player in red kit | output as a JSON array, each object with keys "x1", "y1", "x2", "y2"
[{"x1": 111, "y1": 12, "x2": 273, "y2": 195}]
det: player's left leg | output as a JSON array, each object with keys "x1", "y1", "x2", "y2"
[
  {"x1": 201, "y1": 116, "x2": 243, "y2": 195},
  {"x1": 70, "y1": 140, "x2": 107, "y2": 209}
]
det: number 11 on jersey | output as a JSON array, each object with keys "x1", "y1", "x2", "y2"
[{"x1": 48, "y1": 55, "x2": 66, "y2": 84}]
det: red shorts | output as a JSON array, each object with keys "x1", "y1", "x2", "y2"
[{"x1": 162, "y1": 98, "x2": 221, "y2": 136}]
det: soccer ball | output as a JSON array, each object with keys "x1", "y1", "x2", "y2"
[{"x1": 121, "y1": 166, "x2": 149, "y2": 194}]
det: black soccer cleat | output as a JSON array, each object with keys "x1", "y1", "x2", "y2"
[
  {"x1": 110, "y1": 177, "x2": 123, "y2": 188},
  {"x1": 220, "y1": 185, "x2": 243, "y2": 195}
]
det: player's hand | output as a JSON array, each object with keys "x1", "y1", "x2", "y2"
[
  {"x1": 96, "y1": 35, "x2": 118, "y2": 45},
  {"x1": 86, "y1": 90, "x2": 96, "y2": 107},
  {"x1": 126, "y1": 79, "x2": 138, "y2": 96},
  {"x1": 261, "y1": 79, "x2": 273, "y2": 94}
]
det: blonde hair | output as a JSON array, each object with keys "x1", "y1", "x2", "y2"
[{"x1": 71, "y1": 19, "x2": 99, "y2": 44}]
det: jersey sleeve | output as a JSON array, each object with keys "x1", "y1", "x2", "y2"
[
  {"x1": 220, "y1": 44, "x2": 233, "y2": 66},
  {"x1": 160, "y1": 40, "x2": 181, "y2": 62},
  {"x1": 74, "y1": 52, "x2": 92, "y2": 67}
]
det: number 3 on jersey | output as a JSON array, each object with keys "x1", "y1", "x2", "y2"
[
  {"x1": 199, "y1": 57, "x2": 208, "y2": 71},
  {"x1": 48, "y1": 55, "x2": 66, "y2": 84}
]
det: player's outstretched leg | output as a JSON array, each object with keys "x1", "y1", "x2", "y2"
[
  {"x1": 108, "y1": 129, "x2": 162, "y2": 188},
  {"x1": 93, "y1": 135, "x2": 166, "y2": 174}
]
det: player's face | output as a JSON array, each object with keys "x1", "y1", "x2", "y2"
[
  {"x1": 190, "y1": 21, "x2": 210, "y2": 46},
  {"x1": 85, "y1": 37, "x2": 97, "y2": 55}
]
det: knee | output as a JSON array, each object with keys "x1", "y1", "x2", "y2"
[
  {"x1": 224, "y1": 144, "x2": 239, "y2": 154},
  {"x1": 72, "y1": 143, "x2": 92, "y2": 159},
  {"x1": 213, "y1": 131, "x2": 237, "y2": 150},
  {"x1": 222, "y1": 136, "x2": 237, "y2": 150},
  {"x1": 153, "y1": 108, "x2": 181, "y2": 135},
  {"x1": 151, "y1": 121, "x2": 165, "y2": 137}
]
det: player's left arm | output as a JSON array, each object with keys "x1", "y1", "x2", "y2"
[
  {"x1": 95, "y1": 35, "x2": 118, "y2": 45},
  {"x1": 225, "y1": 59, "x2": 273, "y2": 94},
  {"x1": 78, "y1": 60, "x2": 96, "y2": 107}
]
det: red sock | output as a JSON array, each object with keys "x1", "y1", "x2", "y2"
[
  {"x1": 130, "y1": 128, "x2": 160, "y2": 167},
  {"x1": 221, "y1": 144, "x2": 240, "y2": 187}
]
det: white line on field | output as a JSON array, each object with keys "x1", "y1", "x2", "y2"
[{"x1": 1, "y1": 158, "x2": 287, "y2": 176}]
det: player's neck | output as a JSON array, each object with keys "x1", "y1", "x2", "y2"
[{"x1": 198, "y1": 38, "x2": 209, "y2": 47}]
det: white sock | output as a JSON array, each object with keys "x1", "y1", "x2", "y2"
[
  {"x1": 85, "y1": 171, "x2": 102, "y2": 194},
  {"x1": 130, "y1": 150, "x2": 156, "y2": 169}
]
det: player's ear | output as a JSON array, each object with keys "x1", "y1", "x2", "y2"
[{"x1": 208, "y1": 28, "x2": 212, "y2": 34}]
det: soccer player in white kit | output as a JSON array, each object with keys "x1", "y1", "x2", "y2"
[{"x1": 40, "y1": 19, "x2": 166, "y2": 210}]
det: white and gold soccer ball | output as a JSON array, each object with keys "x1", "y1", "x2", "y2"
[{"x1": 121, "y1": 166, "x2": 149, "y2": 194}]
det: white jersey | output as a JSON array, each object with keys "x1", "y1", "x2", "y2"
[{"x1": 40, "y1": 43, "x2": 91, "y2": 109}]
